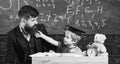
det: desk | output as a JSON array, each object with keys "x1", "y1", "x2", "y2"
[{"x1": 30, "y1": 53, "x2": 108, "y2": 64}]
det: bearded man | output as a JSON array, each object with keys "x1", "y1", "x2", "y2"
[{"x1": 6, "y1": 5, "x2": 50, "y2": 64}]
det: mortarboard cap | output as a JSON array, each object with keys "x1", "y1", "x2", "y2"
[{"x1": 65, "y1": 25, "x2": 86, "y2": 35}]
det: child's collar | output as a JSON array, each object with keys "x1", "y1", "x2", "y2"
[{"x1": 68, "y1": 45, "x2": 77, "y2": 49}]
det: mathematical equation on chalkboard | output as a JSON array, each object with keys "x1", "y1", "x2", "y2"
[
  {"x1": 35, "y1": 0, "x2": 107, "y2": 30},
  {"x1": 0, "y1": 0, "x2": 107, "y2": 30}
]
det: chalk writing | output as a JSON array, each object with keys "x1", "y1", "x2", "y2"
[
  {"x1": 53, "y1": 14, "x2": 59, "y2": 22},
  {"x1": 18, "y1": 0, "x2": 20, "y2": 10},
  {"x1": 39, "y1": 13, "x2": 62, "y2": 24},
  {"x1": 101, "y1": 19, "x2": 106, "y2": 27},
  {"x1": 36, "y1": 0, "x2": 55, "y2": 8},
  {"x1": 46, "y1": 13, "x2": 51, "y2": 21},
  {"x1": 64, "y1": 0, "x2": 78, "y2": 24},
  {"x1": 0, "y1": 0, "x2": 29, "y2": 11},
  {"x1": 0, "y1": 0, "x2": 12, "y2": 10},
  {"x1": 75, "y1": 19, "x2": 80, "y2": 26},
  {"x1": 75, "y1": 5, "x2": 81, "y2": 15},
  {"x1": 35, "y1": 0, "x2": 106, "y2": 30},
  {"x1": 9, "y1": 15, "x2": 14, "y2": 20},
  {"x1": 64, "y1": 0, "x2": 106, "y2": 30},
  {"x1": 23, "y1": 0, "x2": 29, "y2": 5},
  {"x1": 80, "y1": 0, "x2": 84, "y2": 6},
  {"x1": 97, "y1": 6, "x2": 103, "y2": 14},
  {"x1": 58, "y1": 15, "x2": 65, "y2": 21},
  {"x1": 40, "y1": 13, "x2": 46, "y2": 21}
]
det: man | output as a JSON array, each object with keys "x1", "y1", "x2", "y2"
[{"x1": 6, "y1": 5, "x2": 52, "y2": 64}]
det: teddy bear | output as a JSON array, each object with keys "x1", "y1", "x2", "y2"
[{"x1": 86, "y1": 33, "x2": 108, "y2": 56}]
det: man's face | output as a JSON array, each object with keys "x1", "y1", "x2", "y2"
[
  {"x1": 24, "y1": 17, "x2": 38, "y2": 34},
  {"x1": 64, "y1": 30, "x2": 74, "y2": 46},
  {"x1": 25, "y1": 17, "x2": 38, "y2": 28}
]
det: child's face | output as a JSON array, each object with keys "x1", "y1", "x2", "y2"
[{"x1": 64, "y1": 31, "x2": 74, "y2": 46}]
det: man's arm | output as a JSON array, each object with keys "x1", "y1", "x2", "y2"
[{"x1": 6, "y1": 33, "x2": 15, "y2": 64}]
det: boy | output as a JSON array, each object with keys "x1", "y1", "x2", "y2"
[{"x1": 35, "y1": 25, "x2": 85, "y2": 54}]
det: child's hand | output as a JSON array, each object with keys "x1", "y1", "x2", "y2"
[
  {"x1": 49, "y1": 50, "x2": 55, "y2": 53},
  {"x1": 87, "y1": 44, "x2": 92, "y2": 48},
  {"x1": 87, "y1": 44, "x2": 98, "y2": 49},
  {"x1": 35, "y1": 31, "x2": 44, "y2": 38}
]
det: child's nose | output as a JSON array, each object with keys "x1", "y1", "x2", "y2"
[
  {"x1": 64, "y1": 37, "x2": 66, "y2": 40},
  {"x1": 35, "y1": 21, "x2": 38, "y2": 24}
]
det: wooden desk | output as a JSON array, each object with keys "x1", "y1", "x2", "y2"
[{"x1": 30, "y1": 53, "x2": 108, "y2": 64}]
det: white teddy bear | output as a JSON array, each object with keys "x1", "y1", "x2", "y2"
[{"x1": 86, "y1": 33, "x2": 108, "y2": 56}]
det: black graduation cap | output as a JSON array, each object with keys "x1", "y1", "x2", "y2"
[{"x1": 65, "y1": 25, "x2": 86, "y2": 35}]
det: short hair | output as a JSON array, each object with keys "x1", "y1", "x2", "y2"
[{"x1": 18, "y1": 5, "x2": 39, "y2": 19}]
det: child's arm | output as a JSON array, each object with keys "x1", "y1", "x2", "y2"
[
  {"x1": 87, "y1": 42, "x2": 98, "y2": 49},
  {"x1": 35, "y1": 31, "x2": 59, "y2": 46}
]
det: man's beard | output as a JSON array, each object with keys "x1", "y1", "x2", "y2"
[{"x1": 24, "y1": 24, "x2": 38, "y2": 36}]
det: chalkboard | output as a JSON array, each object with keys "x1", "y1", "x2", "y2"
[{"x1": 0, "y1": 0, "x2": 120, "y2": 34}]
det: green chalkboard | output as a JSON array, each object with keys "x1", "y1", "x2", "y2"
[{"x1": 0, "y1": 0, "x2": 120, "y2": 34}]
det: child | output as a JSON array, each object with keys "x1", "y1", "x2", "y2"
[
  {"x1": 58, "y1": 25, "x2": 83, "y2": 54},
  {"x1": 35, "y1": 25, "x2": 85, "y2": 54},
  {"x1": 86, "y1": 33, "x2": 108, "y2": 56}
]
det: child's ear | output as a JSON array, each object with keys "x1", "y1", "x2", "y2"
[
  {"x1": 72, "y1": 38, "x2": 78, "y2": 43},
  {"x1": 78, "y1": 36, "x2": 81, "y2": 40},
  {"x1": 72, "y1": 41, "x2": 76, "y2": 44}
]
